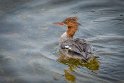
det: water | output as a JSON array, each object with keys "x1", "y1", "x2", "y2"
[{"x1": 0, "y1": 0, "x2": 124, "y2": 83}]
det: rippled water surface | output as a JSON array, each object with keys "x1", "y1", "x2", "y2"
[{"x1": 0, "y1": 0, "x2": 124, "y2": 83}]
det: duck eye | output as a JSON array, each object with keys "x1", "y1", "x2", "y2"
[{"x1": 63, "y1": 20, "x2": 68, "y2": 24}]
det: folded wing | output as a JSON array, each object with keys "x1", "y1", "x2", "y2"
[{"x1": 60, "y1": 38, "x2": 93, "y2": 60}]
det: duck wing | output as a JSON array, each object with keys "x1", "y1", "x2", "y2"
[{"x1": 60, "y1": 38, "x2": 93, "y2": 59}]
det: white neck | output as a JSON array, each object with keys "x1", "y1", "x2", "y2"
[{"x1": 59, "y1": 32, "x2": 72, "y2": 43}]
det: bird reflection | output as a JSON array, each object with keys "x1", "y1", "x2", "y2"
[{"x1": 57, "y1": 53, "x2": 100, "y2": 83}]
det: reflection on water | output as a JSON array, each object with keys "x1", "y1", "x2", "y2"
[
  {"x1": 64, "y1": 69, "x2": 76, "y2": 83},
  {"x1": 58, "y1": 53, "x2": 100, "y2": 83}
]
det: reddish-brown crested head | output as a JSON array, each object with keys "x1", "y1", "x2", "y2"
[
  {"x1": 54, "y1": 17, "x2": 80, "y2": 38},
  {"x1": 63, "y1": 17, "x2": 79, "y2": 27},
  {"x1": 63, "y1": 17, "x2": 79, "y2": 38}
]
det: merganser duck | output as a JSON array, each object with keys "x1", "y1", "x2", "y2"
[{"x1": 54, "y1": 17, "x2": 95, "y2": 62}]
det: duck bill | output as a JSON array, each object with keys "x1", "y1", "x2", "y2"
[{"x1": 53, "y1": 22, "x2": 65, "y2": 26}]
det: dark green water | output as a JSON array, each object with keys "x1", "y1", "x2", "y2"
[{"x1": 0, "y1": 0, "x2": 124, "y2": 83}]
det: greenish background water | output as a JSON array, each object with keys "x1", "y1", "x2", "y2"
[{"x1": 0, "y1": 0, "x2": 124, "y2": 83}]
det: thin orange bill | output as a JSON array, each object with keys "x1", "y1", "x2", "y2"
[{"x1": 53, "y1": 22, "x2": 65, "y2": 26}]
